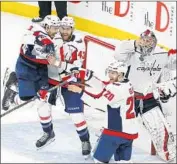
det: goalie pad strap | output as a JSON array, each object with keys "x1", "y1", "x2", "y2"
[{"x1": 135, "y1": 92, "x2": 153, "y2": 100}]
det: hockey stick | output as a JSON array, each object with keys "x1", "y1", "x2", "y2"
[
  {"x1": 1, "y1": 76, "x2": 76, "y2": 118},
  {"x1": 84, "y1": 102, "x2": 105, "y2": 113}
]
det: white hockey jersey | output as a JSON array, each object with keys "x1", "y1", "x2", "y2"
[
  {"x1": 81, "y1": 76, "x2": 138, "y2": 139},
  {"x1": 48, "y1": 33, "x2": 85, "y2": 83},
  {"x1": 114, "y1": 40, "x2": 176, "y2": 96},
  {"x1": 20, "y1": 23, "x2": 55, "y2": 65}
]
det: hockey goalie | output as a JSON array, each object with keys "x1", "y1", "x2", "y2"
[{"x1": 113, "y1": 29, "x2": 176, "y2": 162}]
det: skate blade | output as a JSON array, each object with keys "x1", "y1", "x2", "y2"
[
  {"x1": 84, "y1": 154, "x2": 91, "y2": 160},
  {"x1": 36, "y1": 138, "x2": 55, "y2": 151},
  {"x1": 3, "y1": 68, "x2": 10, "y2": 87}
]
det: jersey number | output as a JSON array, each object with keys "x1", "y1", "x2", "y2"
[
  {"x1": 126, "y1": 96, "x2": 135, "y2": 119},
  {"x1": 103, "y1": 91, "x2": 114, "y2": 101}
]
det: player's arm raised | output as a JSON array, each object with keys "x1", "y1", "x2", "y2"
[{"x1": 114, "y1": 39, "x2": 135, "y2": 64}]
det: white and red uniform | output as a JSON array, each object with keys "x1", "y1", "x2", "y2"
[
  {"x1": 48, "y1": 33, "x2": 85, "y2": 84},
  {"x1": 76, "y1": 72, "x2": 138, "y2": 163},
  {"x1": 81, "y1": 75, "x2": 138, "y2": 138},
  {"x1": 114, "y1": 40, "x2": 176, "y2": 97},
  {"x1": 20, "y1": 23, "x2": 54, "y2": 65},
  {"x1": 113, "y1": 40, "x2": 176, "y2": 161},
  {"x1": 46, "y1": 33, "x2": 91, "y2": 144}
]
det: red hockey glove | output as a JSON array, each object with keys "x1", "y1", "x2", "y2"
[
  {"x1": 70, "y1": 67, "x2": 93, "y2": 81},
  {"x1": 38, "y1": 89, "x2": 50, "y2": 102}
]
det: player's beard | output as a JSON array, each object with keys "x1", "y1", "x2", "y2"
[{"x1": 61, "y1": 33, "x2": 72, "y2": 41}]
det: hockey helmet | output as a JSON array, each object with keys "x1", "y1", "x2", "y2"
[
  {"x1": 60, "y1": 16, "x2": 75, "y2": 28},
  {"x1": 43, "y1": 15, "x2": 60, "y2": 27},
  {"x1": 106, "y1": 61, "x2": 128, "y2": 78},
  {"x1": 139, "y1": 29, "x2": 157, "y2": 55}
]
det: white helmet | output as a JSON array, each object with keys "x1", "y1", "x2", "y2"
[
  {"x1": 106, "y1": 61, "x2": 128, "y2": 77},
  {"x1": 60, "y1": 16, "x2": 75, "y2": 28},
  {"x1": 139, "y1": 29, "x2": 157, "y2": 55},
  {"x1": 43, "y1": 15, "x2": 60, "y2": 27}
]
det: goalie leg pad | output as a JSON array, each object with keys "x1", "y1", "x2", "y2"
[{"x1": 140, "y1": 106, "x2": 176, "y2": 162}]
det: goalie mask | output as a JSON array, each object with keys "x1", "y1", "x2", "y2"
[
  {"x1": 139, "y1": 29, "x2": 157, "y2": 57},
  {"x1": 106, "y1": 61, "x2": 128, "y2": 82}
]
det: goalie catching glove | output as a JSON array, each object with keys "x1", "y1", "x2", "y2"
[
  {"x1": 159, "y1": 80, "x2": 176, "y2": 103},
  {"x1": 153, "y1": 80, "x2": 176, "y2": 103}
]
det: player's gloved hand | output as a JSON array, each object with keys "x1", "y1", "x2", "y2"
[
  {"x1": 157, "y1": 81, "x2": 176, "y2": 103},
  {"x1": 70, "y1": 67, "x2": 93, "y2": 81},
  {"x1": 37, "y1": 86, "x2": 50, "y2": 102}
]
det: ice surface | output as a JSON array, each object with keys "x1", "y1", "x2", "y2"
[{"x1": 1, "y1": 12, "x2": 176, "y2": 163}]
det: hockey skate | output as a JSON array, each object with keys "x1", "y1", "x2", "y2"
[
  {"x1": 82, "y1": 141, "x2": 92, "y2": 159},
  {"x1": 2, "y1": 69, "x2": 18, "y2": 110},
  {"x1": 36, "y1": 131, "x2": 55, "y2": 150}
]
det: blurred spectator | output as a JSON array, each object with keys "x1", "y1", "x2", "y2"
[{"x1": 32, "y1": 1, "x2": 67, "y2": 22}]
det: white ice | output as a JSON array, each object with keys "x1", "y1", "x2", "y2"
[{"x1": 1, "y1": 12, "x2": 176, "y2": 163}]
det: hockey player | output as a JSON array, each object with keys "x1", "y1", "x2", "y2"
[
  {"x1": 113, "y1": 29, "x2": 176, "y2": 161},
  {"x1": 46, "y1": 16, "x2": 92, "y2": 157},
  {"x1": 2, "y1": 15, "x2": 60, "y2": 110},
  {"x1": 2, "y1": 16, "x2": 92, "y2": 157},
  {"x1": 67, "y1": 61, "x2": 138, "y2": 163},
  {"x1": 2, "y1": 14, "x2": 60, "y2": 147}
]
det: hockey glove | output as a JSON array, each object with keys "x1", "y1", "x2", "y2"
[
  {"x1": 70, "y1": 67, "x2": 93, "y2": 81},
  {"x1": 158, "y1": 81, "x2": 176, "y2": 103},
  {"x1": 37, "y1": 86, "x2": 50, "y2": 102}
]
